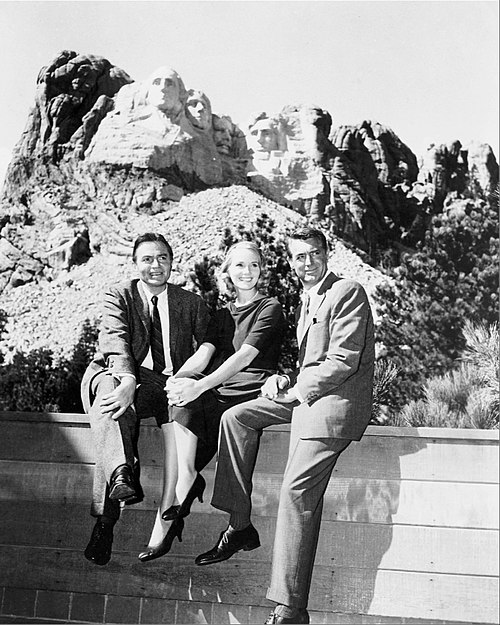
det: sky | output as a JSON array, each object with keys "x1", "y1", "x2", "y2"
[{"x1": 0, "y1": 0, "x2": 498, "y2": 183}]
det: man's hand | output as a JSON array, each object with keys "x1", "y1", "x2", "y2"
[
  {"x1": 273, "y1": 387, "x2": 299, "y2": 404},
  {"x1": 166, "y1": 377, "x2": 202, "y2": 406},
  {"x1": 260, "y1": 374, "x2": 290, "y2": 400},
  {"x1": 99, "y1": 377, "x2": 136, "y2": 420}
]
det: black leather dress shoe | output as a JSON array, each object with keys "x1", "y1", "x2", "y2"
[
  {"x1": 195, "y1": 524, "x2": 260, "y2": 566},
  {"x1": 84, "y1": 521, "x2": 113, "y2": 566},
  {"x1": 265, "y1": 607, "x2": 310, "y2": 624},
  {"x1": 109, "y1": 464, "x2": 137, "y2": 502}
]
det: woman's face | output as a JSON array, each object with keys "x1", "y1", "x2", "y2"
[{"x1": 227, "y1": 248, "x2": 261, "y2": 293}]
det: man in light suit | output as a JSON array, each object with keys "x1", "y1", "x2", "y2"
[
  {"x1": 195, "y1": 227, "x2": 375, "y2": 624},
  {"x1": 81, "y1": 232, "x2": 210, "y2": 566}
]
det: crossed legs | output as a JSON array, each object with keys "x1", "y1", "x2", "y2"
[
  {"x1": 88, "y1": 372, "x2": 138, "y2": 521},
  {"x1": 209, "y1": 395, "x2": 351, "y2": 611},
  {"x1": 211, "y1": 396, "x2": 293, "y2": 520}
]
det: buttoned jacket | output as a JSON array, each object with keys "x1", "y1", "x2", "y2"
[
  {"x1": 81, "y1": 278, "x2": 210, "y2": 412},
  {"x1": 290, "y1": 271, "x2": 375, "y2": 441}
]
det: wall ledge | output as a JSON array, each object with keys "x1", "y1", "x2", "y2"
[{"x1": 0, "y1": 411, "x2": 498, "y2": 441}]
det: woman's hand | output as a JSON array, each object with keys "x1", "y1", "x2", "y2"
[
  {"x1": 99, "y1": 377, "x2": 136, "y2": 420},
  {"x1": 166, "y1": 377, "x2": 203, "y2": 406}
]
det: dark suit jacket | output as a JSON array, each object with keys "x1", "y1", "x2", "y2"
[
  {"x1": 290, "y1": 272, "x2": 375, "y2": 441},
  {"x1": 81, "y1": 278, "x2": 210, "y2": 412}
]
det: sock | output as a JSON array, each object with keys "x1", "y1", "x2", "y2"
[{"x1": 228, "y1": 512, "x2": 251, "y2": 531}]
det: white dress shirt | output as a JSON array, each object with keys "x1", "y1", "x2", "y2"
[{"x1": 140, "y1": 282, "x2": 174, "y2": 376}]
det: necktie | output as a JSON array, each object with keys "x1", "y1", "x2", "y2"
[{"x1": 150, "y1": 295, "x2": 166, "y2": 373}]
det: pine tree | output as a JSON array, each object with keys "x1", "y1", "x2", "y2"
[{"x1": 375, "y1": 196, "x2": 499, "y2": 408}]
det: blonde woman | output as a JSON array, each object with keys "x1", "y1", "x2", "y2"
[{"x1": 139, "y1": 241, "x2": 286, "y2": 561}]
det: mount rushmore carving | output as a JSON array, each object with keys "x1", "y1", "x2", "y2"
[{"x1": 0, "y1": 50, "x2": 498, "y2": 290}]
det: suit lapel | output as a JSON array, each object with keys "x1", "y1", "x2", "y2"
[
  {"x1": 167, "y1": 285, "x2": 181, "y2": 356},
  {"x1": 134, "y1": 280, "x2": 151, "y2": 335},
  {"x1": 296, "y1": 272, "x2": 339, "y2": 348}
]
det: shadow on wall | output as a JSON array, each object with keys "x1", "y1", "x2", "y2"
[{"x1": 314, "y1": 431, "x2": 428, "y2": 615}]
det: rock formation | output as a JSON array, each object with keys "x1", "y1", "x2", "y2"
[
  {"x1": 0, "y1": 50, "x2": 498, "y2": 296},
  {"x1": 84, "y1": 66, "x2": 238, "y2": 187},
  {"x1": 245, "y1": 108, "x2": 422, "y2": 253},
  {"x1": 14, "y1": 50, "x2": 133, "y2": 162}
]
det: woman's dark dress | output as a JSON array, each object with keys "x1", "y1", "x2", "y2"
[{"x1": 171, "y1": 293, "x2": 286, "y2": 465}]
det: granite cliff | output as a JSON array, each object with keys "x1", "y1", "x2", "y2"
[{"x1": 0, "y1": 50, "x2": 497, "y2": 360}]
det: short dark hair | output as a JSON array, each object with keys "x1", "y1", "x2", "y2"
[
  {"x1": 132, "y1": 233, "x2": 173, "y2": 262},
  {"x1": 288, "y1": 227, "x2": 328, "y2": 253}
]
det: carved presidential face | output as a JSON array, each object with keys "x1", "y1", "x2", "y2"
[
  {"x1": 212, "y1": 116, "x2": 233, "y2": 155},
  {"x1": 248, "y1": 118, "x2": 279, "y2": 153},
  {"x1": 146, "y1": 68, "x2": 181, "y2": 112},
  {"x1": 186, "y1": 90, "x2": 212, "y2": 131}
]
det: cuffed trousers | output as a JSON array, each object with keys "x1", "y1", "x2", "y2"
[
  {"x1": 88, "y1": 368, "x2": 169, "y2": 521},
  {"x1": 211, "y1": 396, "x2": 350, "y2": 609}
]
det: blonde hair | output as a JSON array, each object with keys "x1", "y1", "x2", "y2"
[{"x1": 218, "y1": 241, "x2": 264, "y2": 295}]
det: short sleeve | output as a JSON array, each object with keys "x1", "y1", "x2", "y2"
[{"x1": 243, "y1": 299, "x2": 284, "y2": 352}]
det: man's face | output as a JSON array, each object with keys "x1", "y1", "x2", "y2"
[
  {"x1": 288, "y1": 237, "x2": 328, "y2": 290},
  {"x1": 134, "y1": 241, "x2": 172, "y2": 293}
]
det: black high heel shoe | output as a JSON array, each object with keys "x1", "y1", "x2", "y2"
[
  {"x1": 138, "y1": 517, "x2": 184, "y2": 562},
  {"x1": 161, "y1": 474, "x2": 206, "y2": 521}
]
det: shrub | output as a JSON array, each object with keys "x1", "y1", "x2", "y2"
[
  {"x1": 0, "y1": 316, "x2": 99, "y2": 413},
  {"x1": 395, "y1": 322, "x2": 499, "y2": 429},
  {"x1": 370, "y1": 359, "x2": 399, "y2": 424},
  {"x1": 0, "y1": 348, "x2": 67, "y2": 412}
]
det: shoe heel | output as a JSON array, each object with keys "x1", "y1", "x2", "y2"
[
  {"x1": 243, "y1": 539, "x2": 260, "y2": 551},
  {"x1": 177, "y1": 517, "x2": 185, "y2": 544}
]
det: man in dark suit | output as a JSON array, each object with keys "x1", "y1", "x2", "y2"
[
  {"x1": 195, "y1": 227, "x2": 375, "y2": 624},
  {"x1": 81, "y1": 232, "x2": 210, "y2": 566}
]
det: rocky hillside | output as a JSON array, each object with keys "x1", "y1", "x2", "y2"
[
  {"x1": 0, "y1": 185, "x2": 385, "y2": 361},
  {"x1": 0, "y1": 50, "x2": 497, "y2": 362}
]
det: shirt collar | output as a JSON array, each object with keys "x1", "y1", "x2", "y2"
[
  {"x1": 303, "y1": 271, "x2": 330, "y2": 300},
  {"x1": 140, "y1": 282, "x2": 168, "y2": 303}
]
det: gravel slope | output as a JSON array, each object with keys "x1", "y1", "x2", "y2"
[{"x1": 0, "y1": 185, "x2": 387, "y2": 361}]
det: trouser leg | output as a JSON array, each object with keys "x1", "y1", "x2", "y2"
[
  {"x1": 211, "y1": 396, "x2": 293, "y2": 519},
  {"x1": 266, "y1": 434, "x2": 351, "y2": 609},
  {"x1": 88, "y1": 373, "x2": 138, "y2": 519}
]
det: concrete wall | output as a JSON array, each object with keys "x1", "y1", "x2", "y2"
[{"x1": 0, "y1": 411, "x2": 498, "y2": 624}]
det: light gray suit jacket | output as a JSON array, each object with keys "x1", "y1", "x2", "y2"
[
  {"x1": 290, "y1": 271, "x2": 375, "y2": 441},
  {"x1": 81, "y1": 278, "x2": 210, "y2": 413}
]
